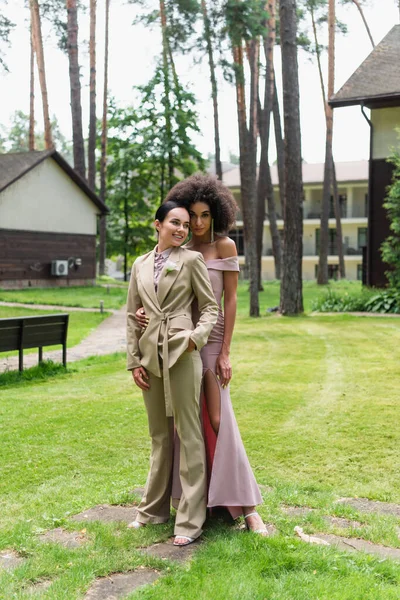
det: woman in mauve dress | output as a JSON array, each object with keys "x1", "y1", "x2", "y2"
[{"x1": 137, "y1": 174, "x2": 267, "y2": 535}]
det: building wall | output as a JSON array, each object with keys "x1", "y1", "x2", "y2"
[
  {"x1": 234, "y1": 178, "x2": 368, "y2": 281},
  {"x1": 371, "y1": 107, "x2": 400, "y2": 160},
  {"x1": 0, "y1": 158, "x2": 99, "y2": 235},
  {"x1": 0, "y1": 229, "x2": 96, "y2": 285}
]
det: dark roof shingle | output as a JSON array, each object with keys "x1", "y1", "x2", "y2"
[{"x1": 330, "y1": 25, "x2": 400, "y2": 108}]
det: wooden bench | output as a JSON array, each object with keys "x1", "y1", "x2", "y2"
[{"x1": 0, "y1": 314, "x2": 69, "y2": 371}]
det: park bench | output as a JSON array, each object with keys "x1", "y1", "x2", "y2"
[{"x1": 0, "y1": 314, "x2": 69, "y2": 371}]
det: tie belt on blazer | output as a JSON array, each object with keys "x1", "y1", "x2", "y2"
[{"x1": 159, "y1": 312, "x2": 189, "y2": 418}]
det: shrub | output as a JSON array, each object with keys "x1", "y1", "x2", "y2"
[{"x1": 312, "y1": 288, "x2": 400, "y2": 314}]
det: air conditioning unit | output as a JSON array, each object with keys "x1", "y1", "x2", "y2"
[{"x1": 51, "y1": 260, "x2": 69, "y2": 276}]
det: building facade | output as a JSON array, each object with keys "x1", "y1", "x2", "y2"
[
  {"x1": 0, "y1": 150, "x2": 108, "y2": 288},
  {"x1": 224, "y1": 160, "x2": 368, "y2": 281}
]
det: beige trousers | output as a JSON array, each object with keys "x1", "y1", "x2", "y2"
[{"x1": 135, "y1": 350, "x2": 206, "y2": 539}]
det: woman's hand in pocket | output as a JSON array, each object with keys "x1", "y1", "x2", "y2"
[{"x1": 135, "y1": 307, "x2": 148, "y2": 331}]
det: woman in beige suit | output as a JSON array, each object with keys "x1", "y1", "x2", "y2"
[{"x1": 126, "y1": 201, "x2": 218, "y2": 546}]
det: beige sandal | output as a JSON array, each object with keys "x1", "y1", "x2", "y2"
[
  {"x1": 243, "y1": 512, "x2": 269, "y2": 536},
  {"x1": 173, "y1": 535, "x2": 195, "y2": 546},
  {"x1": 127, "y1": 520, "x2": 146, "y2": 529}
]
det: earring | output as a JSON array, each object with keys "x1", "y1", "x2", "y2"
[{"x1": 211, "y1": 218, "x2": 214, "y2": 243}]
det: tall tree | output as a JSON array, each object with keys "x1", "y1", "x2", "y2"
[
  {"x1": 66, "y1": 0, "x2": 86, "y2": 178},
  {"x1": 99, "y1": 0, "x2": 110, "y2": 276},
  {"x1": 308, "y1": 0, "x2": 345, "y2": 279},
  {"x1": 257, "y1": 0, "x2": 282, "y2": 282},
  {"x1": 30, "y1": 0, "x2": 53, "y2": 149},
  {"x1": 88, "y1": 0, "x2": 97, "y2": 189},
  {"x1": 279, "y1": 0, "x2": 304, "y2": 314},
  {"x1": 159, "y1": 0, "x2": 174, "y2": 190},
  {"x1": 29, "y1": 18, "x2": 35, "y2": 151},
  {"x1": 227, "y1": 0, "x2": 267, "y2": 317},
  {"x1": 201, "y1": 0, "x2": 222, "y2": 180}
]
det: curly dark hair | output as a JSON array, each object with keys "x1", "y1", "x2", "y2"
[{"x1": 163, "y1": 173, "x2": 238, "y2": 233}]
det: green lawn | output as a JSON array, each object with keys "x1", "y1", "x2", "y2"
[
  {"x1": 0, "y1": 306, "x2": 109, "y2": 357},
  {"x1": 0, "y1": 279, "x2": 360, "y2": 313},
  {"x1": 0, "y1": 285, "x2": 128, "y2": 310},
  {"x1": 1, "y1": 313, "x2": 399, "y2": 598}
]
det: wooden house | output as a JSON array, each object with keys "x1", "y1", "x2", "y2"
[
  {"x1": 329, "y1": 25, "x2": 400, "y2": 287},
  {"x1": 0, "y1": 149, "x2": 108, "y2": 288}
]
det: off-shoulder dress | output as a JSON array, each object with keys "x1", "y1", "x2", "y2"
[{"x1": 172, "y1": 256, "x2": 262, "y2": 518}]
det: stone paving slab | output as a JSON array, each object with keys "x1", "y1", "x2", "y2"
[
  {"x1": 0, "y1": 549, "x2": 24, "y2": 570},
  {"x1": 71, "y1": 504, "x2": 138, "y2": 524},
  {"x1": 39, "y1": 527, "x2": 88, "y2": 548},
  {"x1": 315, "y1": 533, "x2": 400, "y2": 561},
  {"x1": 83, "y1": 569, "x2": 160, "y2": 600},
  {"x1": 336, "y1": 498, "x2": 400, "y2": 518},
  {"x1": 0, "y1": 306, "x2": 127, "y2": 373},
  {"x1": 282, "y1": 506, "x2": 362, "y2": 529},
  {"x1": 144, "y1": 539, "x2": 200, "y2": 562}
]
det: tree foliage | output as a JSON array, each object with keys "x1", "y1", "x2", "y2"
[
  {"x1": 0, "y1": 3, "x2": 15, "y2": 72},
  {"x1": 381, "y1": 144, "x2": 400, "y2": 291},
  {"x1": 0, "y1": 110, "x2": 72, "y2": 159},
  {"x1": 105, "y1": 80, "x2": 204, "y2": 272}
]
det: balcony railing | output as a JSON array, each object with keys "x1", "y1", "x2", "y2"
[{"x1": 263, "y1": 247, "x2": 364, "y2": 257}]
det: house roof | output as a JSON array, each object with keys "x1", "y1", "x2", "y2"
[
  {"x1": 0, "y1": 149, "x2": 109, "y2": 214},
  {"x1": 329, "y1": 25, "x2": 400, "y2": 109},
  {"x1": 223, "y1": 160, "x2": 369, "y2": 188}
]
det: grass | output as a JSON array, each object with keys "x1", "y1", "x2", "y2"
[
  {"x1": 0, "y1": 285, "x2": 128, "y2": 310},
  {"x1": 0, "y1": 306, "x2": 109, "y2": 359},
  {"x1": 1, "y1": 312, "x2": 400, "y2": 598},
  {"x1": 0, "y1": 279, "x2": 359, "y2": 313},
  {"x1": 0, "y1": 360, "x2": 71, "y2": 387}
]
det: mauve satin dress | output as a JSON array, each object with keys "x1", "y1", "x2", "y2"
[{"x1": 172, "y1": 256, "x2": 262, "y2": 518}]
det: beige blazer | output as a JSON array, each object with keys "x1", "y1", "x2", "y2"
[{"x1": 127, "y1": 246, "x2": 218, "y2": 416}]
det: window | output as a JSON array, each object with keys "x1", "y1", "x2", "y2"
[
  {"x1": 358, "y1": 227, "x2": 367, "y2": 250},
  {"x1": 314, "y1": 265, "x2": 339, "y2": 280},
  {"x1": 229, "y1": 228, "x2": 244, "y2": 255},
  {"x1": 329, "y1": 194, "x2": 347, "y2": 218},
  {"x1": 316, "y1": 228, "x2": 337, "y2": 255},
  {"x1": 357, "y1": 264, "x2": 363, "y2": 281}
]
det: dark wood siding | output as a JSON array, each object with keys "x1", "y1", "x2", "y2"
[
  {"x1": 0, "y1": 229, "x2": 96, "y2": 282},
  {"x1": 367, "y1": 159, "x2": 394, "y2": 287}
]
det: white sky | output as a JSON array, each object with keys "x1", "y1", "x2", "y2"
[{"x1": 1, "y1": 0, "x2": 399, "y2": 164}]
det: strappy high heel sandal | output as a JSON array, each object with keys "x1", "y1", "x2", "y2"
[
  {"x1": 243, "y1": 512, "x2": 269, "y2": 536},
  {"x1": 127, "y1": 520, "x2": 146, "y2": 529}
]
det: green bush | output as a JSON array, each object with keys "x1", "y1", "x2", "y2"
[{"x1": 311, "y1": 287, "x2": 400, "y2": 313}]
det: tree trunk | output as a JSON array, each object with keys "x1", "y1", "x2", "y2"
[
  {"x1": 233, "y1": 39, "x2": 260, "y2": 316},
  {"x1": 351, "y1": 0, "x2": 375, "y2": 48},
  {"x1": 201, "y1": 0, "x2": 222, "y2": 180},
  {"x1": 279, "y1": 0, "x2": 303, "y2": 314},
  {"x1": 29, "y1": 19, "x2": 35, "y2": 151},
  {"x1": 273, "y1": 76, "x2": 286, "y2": 217},
  {"x1": 257, "y1": 0, "x2": 281, "y2": 282},
  {"x1": 66, "y1": 0, "x2": 86, "y2": 179},
  {"x1": 99, "y1": 0, "x2": 110, "y2": 277},
  {"x1": 30, "y1": 0, "x2": 53, "y2": 149},
  {"x1": 318, "y1": 137, "x2": 332, "y2": 284},
  {"x1": 332, "y1": 159, "x2": 345, "y2": 277},
  {"x1": 160, "y1": 0, "x2": 173, "y2": 190},
  {"x1": 88, "y1": 0, "x2": 97, "y2": 189}
]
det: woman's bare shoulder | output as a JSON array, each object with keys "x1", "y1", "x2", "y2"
[{"x1": 216, "y1": 236, "x2": 238, "y2": 259}]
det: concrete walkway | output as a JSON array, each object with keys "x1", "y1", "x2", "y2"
[{"x1": 0, "y1": 305, "x2": 127, "y2": 373}]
